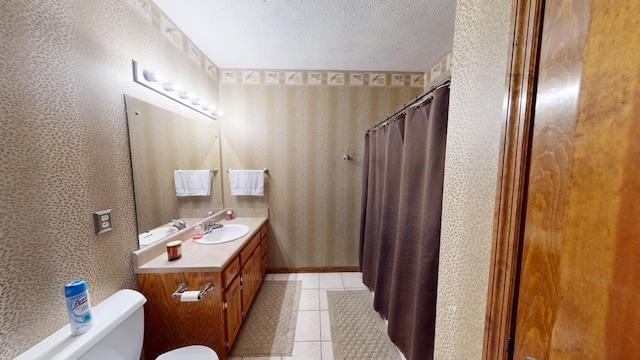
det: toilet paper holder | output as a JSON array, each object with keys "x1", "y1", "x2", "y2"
[
  {"x1": 171, "y1": 283, "x2": 188, "y2": 298},
  {"x1": 170, "y1": 282, "x2": 214, "y2": 300},
  {"x1": 197, "y1": 282, "x2": 213, "y2": 299}
]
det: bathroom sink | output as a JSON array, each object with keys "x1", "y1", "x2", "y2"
[
  {"x1": 138, "y1": 226, "x2": 174, "y2": 247},
  {"x1": 194, "y1": 224, "x2": 250, "y2": 245}
]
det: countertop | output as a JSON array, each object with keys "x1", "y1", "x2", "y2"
[{"x1": 132, "y1": 216, "x2": 268, "y2": 274}]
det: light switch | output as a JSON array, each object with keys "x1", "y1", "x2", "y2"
[{"x1": 93, "y1": 209, "x2": 113, "y2": 234}]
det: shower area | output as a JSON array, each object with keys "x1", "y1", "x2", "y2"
[{"x1": 359, "y1": 80, "x2": 451, "y2": 360}]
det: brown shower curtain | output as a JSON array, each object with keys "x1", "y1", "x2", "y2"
[{"x1": 359, "y1": 85, "x2": 449, "y2": 360}]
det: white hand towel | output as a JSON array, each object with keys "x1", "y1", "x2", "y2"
[
  {"x1": 229, "y1": 170, "x2": 264, "y2": 196},
  {"x1": 174, "y1": 170, "x2": 211, "y2": 197}
]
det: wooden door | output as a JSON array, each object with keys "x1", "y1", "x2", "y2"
[{"x1": 510, "y1": 0, "x2": 640, "y2": 359}]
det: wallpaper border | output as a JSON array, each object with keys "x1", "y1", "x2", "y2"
[
  {"x1": 219, "y1": 53, "x2": 450, "y2": 87},
  {"x1": 128, "y1": 0, "x2": 219, "y2": 80}
]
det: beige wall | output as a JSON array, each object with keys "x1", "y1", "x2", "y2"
[
  {"x1": 0, "y1": 1, "x2": 219, "y2": 358},
  {"x1": 219, "y1": 74, "x2": 424, "y2": 268},
  {"x1": 434, "y1": 0, "x2": 513, "y2": 358},
  {"x1": 0, "y1": 0, "x2": 499, "y2": 358}
]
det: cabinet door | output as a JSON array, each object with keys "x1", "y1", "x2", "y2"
[
  {"x1": 251, "y1": 250, "x2": 262, "y2": 295},
  {"x1": 240, "y1": 253, "x2": 254, "y2": 316},
  {"x1": 242, "y1": 248, "x2": 264, "y2": 316},
  {"x1": 138, "y1": 272, "x2": 224, "y2": 360},
  {"x1": 224, "y1": 275, "x2": 242, "y2": 350},
  {"x1": 260, "y1": 236, "x2": 268, "y2": 276}
]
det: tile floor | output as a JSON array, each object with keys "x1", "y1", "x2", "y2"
[{"x1": 226, "y1": 272, "x2": 378, "y2": 360}]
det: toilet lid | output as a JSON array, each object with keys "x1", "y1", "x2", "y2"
[{"x1": 155, "y1": 345, "x2": 219, "y2": 360}]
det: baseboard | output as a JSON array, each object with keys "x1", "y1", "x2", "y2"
[{"x1": 267, "y1": 266, "x2": 359, "y2": 273}]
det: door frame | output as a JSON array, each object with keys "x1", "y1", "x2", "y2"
[{"x1": 482, "y1": 0, "x2": 544, "y2": 358}]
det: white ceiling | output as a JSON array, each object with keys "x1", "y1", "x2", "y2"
[{"x1": 153, "y1": 0, "x2": 456, "y2": 72}]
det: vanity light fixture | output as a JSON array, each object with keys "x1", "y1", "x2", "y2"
[{"x1": 132, "y1": 60, "x2": 219, "y2": 120}]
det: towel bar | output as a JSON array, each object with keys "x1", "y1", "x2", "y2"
[
  {"x1": 227, "y1": 168, "x2": 269, "y2": 174},
  {"x1": 174, "y1": 168, "x2": 218, "y2": 173}
]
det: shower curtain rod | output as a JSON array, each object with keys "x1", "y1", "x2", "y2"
[{"x1": 366, "y1": 77, "x2": 451, "y2": 134}]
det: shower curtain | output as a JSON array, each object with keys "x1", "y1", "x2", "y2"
[{"x1": 359, "y1": 85, "x2": 449, "y2": 360}]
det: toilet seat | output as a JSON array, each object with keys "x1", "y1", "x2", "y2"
[{"x1": 155, "y1": 345, "x2": 219, "y2": 360}]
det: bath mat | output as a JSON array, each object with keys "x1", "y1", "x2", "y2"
[
  {"x1": 228, "y1": 280, "x2": 301, "y2": 357},
  {"x1": 327, "y1": 290, "x2": 401, "y2": 360}
]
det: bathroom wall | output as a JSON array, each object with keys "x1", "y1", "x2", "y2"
[
  {"x1": 0, "y1": 1, "x2": 219, "y2": 358},
  {"x1": 434, "y1": 0, "x2": 513, "y2": 358},
  {"x1": 0, "y1": 0, "x2": 497, "y2": 358},
  {"x1": 219, "y1": 71, "x2": 427, "y2": 269}
]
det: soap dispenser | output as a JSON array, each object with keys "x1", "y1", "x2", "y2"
[{"x1": 192, "y1": 222, "x2": 204, "y2": 240}]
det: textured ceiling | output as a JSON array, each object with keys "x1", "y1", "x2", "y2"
[{"x1": 153, "y1": 0, "x2": 456, "y2": 72}]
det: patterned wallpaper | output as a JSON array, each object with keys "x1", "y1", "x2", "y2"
[
  {"x1": 0, "y1": 0, "x2": 456, "y2": 358},
  {"x1": 216, "y1": 53, "x2": 451, "y2": 271},
  {"x1": 0, "y1": 1, "x2": 218, "y2": 358},
  {"x1": 434, "y1": 0, "x2": 513, "y2": 359},
  {"x1": 134, "y1": 0, "x2": 219, "y2": 81},
  {"x1": 219, "y1": 81, "x2": 423, "y2": 269}
]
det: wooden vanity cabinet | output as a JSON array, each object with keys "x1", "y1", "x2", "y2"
[
  {"x1": 137, "y1": 271, "x2": 225, "y2": 360},
  {"x1": 137, "y1": 223, "x2": 268, "y2": 360}
]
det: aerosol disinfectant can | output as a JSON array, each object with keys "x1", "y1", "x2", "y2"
[{"x1": 64, "y1": 280, "x2": 93, "y2": 336}]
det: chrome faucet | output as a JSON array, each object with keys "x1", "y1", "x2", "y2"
[
  {"x1": 204, "y1": 221, "x2": 223, "y2": 234},
  {"x1": 171, "y1": 219, "x2": 186, "y2": 230}
]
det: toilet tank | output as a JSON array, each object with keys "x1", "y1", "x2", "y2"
[{"x1": 14, "y1": 289, "x2": 147, "y2": 360}]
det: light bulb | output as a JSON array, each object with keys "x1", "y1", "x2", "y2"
[
  {"x1": 142, "y1": 70, "x2": 165, "y2": 82},
  {"x1": 163, "y1": 82, "x2": 176, "y2": 91}
]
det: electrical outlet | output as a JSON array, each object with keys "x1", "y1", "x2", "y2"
[{"x1": 93, "y1": 209, "x2": 113, "y2": 234}]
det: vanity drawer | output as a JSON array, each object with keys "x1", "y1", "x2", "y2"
[
  {"x1": 260, "y1": 224, "x2": 267, "y2": 239},
  {"x1": 240, "y1": 232, "x2": 261, "y2": 267},
  {"x1": 222, "y1": 257, "x2": 240, "y2": 288}
]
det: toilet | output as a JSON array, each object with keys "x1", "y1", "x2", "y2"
[{"x1": 14, "y1": 289, "x2": 219, "y2": 360}]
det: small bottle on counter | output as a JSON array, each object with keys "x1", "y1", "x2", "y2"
[
  {"x1": 192, "y1": 222, "x2": 204, "y2": 240},
  {"x1": 65, "y1": 280, "x2": 93, "y2": 336},
  {"x1": 166, "y1": 240, "x2": 182, "y2": 261}
]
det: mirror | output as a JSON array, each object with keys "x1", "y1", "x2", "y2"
[{"x1": 125, "y1": 95, "x2": 224, "y2": 247}]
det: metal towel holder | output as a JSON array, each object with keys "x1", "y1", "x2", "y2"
[
  {"x1": 227, "y1": 168, "x2": 269, "y2": 174},
  {"x1": 171, "y1": 282, "x2": 214, "y2": 300}
]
